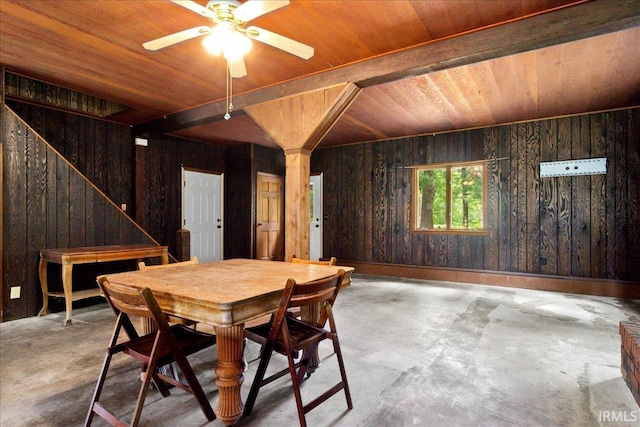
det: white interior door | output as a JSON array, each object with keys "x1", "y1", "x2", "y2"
[
  {"x1": 183, "y1": 169, "x2": 223, "y2": 262},
  {"x1": 310, "y1": 174, "x2": 323, "y2": 260}
]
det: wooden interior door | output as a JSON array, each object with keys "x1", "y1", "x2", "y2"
[{"x1": 256, "y1": 173, "x2": 283, "y2": 261}]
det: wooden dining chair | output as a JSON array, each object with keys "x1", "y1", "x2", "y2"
[
  {"x1": 137, "y1": 256, "x2": 199, "y2": 270},
  {"x1": 288, "y1": 256, "x2": 338, "y2": 320},
  {"x1": 85, "y1": 277, "x2": 216, "y2": 427},
  {"x1": 243, "y1": 269, "x2": 352, "y2": 427},
  {"x1": 290, "y1": 255, "x2": 337, "y2": 265}
]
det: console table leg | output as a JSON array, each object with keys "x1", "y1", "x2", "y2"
[
  {"x1": 61, "y1": 262, "x2": 73, "y2": 326},
  {"x1": 37, "y1": 257, "x2": 49, "y2": 316}
]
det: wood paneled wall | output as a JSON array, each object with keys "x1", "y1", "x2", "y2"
[
  {"x1": 7, "y1": 101, "x2": 133, "y2": 210},
  {"x1": 224, "y1": 144, "x2": 284, "y2": 259},
  {"x1": 2, "y1": 105, "x2": 157, "y2": 321},
  {"x1": 312, "y1": 109, "x2": 640, "y2": 282},
  {"x1": 135, "y1": 136, "x2": 225, "y2": 257}
]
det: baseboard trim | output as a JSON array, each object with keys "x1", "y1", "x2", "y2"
[{"x1": 341, "y1": 261, "x2": 640, "y2": 299}]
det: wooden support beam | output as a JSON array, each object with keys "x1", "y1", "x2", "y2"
[
  {"x1": 245, "y1": 83, "x2": 360, "y2": 152},
  {"x1": 284, "y1": 152, "x2": 310, "y2": 261},
  {"x1": 245, "y1": 83, "x2": 361, "y2": 260}
]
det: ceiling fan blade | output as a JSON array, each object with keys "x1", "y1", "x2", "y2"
[
  {"x1": 170, "y1": 0, "x2": 217, "y2": 19},
  {"x1": 235, "y1": 0, "x2": 289, "y2": 23},
  {"x1": 228, "y1": 57, "x2": 247, "y2": 78},
  {"x1": 246, "y1": 26, "x2": 314, "y2": 60},
  {"x1": 143, "y1": 26, "x2": 212, "y2": 51}
]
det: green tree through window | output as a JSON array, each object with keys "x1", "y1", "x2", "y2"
[{"x1": 415, "y1": 161, "x2": 486, "y2": 232}]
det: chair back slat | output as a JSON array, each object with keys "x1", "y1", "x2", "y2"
[
  {"x1": 287, "y1": 273, "x2": 343, "y2": 309},
  {"x1": 290, "y1": 255, "x2": 337, "y2": 266},
  {"x1": 98, "y1": 277, "x2": 154, "y2": 320},
  {"x1": 138, "y1": 256, "x2": 198, "y2": 271},
  {"x1": 289, "y1": 289, "x2": 336, "y2": 308}
]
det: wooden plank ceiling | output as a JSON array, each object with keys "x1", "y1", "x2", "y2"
[{"x1": 1, "y1": 0, "x2": 639, "y2": 150}]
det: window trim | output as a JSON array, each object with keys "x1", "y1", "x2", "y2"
[{"x1": 412, "y1": 160, "x2": 488, "y2": 235}]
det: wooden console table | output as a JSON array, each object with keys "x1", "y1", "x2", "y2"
[{"x1": 38, "y1": 244, "x2": 168, "y2": 326}]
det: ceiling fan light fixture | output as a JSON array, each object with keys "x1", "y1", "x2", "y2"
[
  {"x1": 226, "y1": 31, "x2": 252, "y2": 60},
  {"x1": 202, "y1": 22, "x2": 251, "y2": 59}
]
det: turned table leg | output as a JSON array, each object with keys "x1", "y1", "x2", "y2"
[{"x1": 214, "y1": 325, "x2": 245, "y2": 425}]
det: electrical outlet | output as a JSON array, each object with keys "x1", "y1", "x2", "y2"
[
  {"x1": 10, "y1": 286, "x2": 21, "y2": 299},
  {"x1": 121, "y1": 203, "x2": 127, "y2": 211}
]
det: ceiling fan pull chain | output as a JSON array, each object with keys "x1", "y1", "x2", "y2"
[
  {"x1": 229, "y1": 62, "x2": 234, "y2": 113},
  {"x1": 225, "y1": 59, "x2": 232, "y2": 120}
]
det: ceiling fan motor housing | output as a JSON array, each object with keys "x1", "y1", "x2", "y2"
[{"x1": 206, "y1": 0, "x2": 244, "y2": 24}]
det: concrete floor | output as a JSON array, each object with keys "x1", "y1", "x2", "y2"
[{"x1": 2, "y1": 274, "x2": 640, "y2": 427}]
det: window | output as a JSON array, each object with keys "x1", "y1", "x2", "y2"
[{"x1": 413, "y1": 161, "x2": 487, "y2": 233}]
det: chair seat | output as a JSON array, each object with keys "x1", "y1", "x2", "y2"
[
  {"x1": 123, "y1": 324, "x2": 216, "y2": 365},
  {"x1": 245, "y1": 317, "x2": 327, "y2": 354}
]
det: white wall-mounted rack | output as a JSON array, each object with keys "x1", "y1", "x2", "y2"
[{"x1": 540, "y1": 158, "x2": 606, "y2": 178}]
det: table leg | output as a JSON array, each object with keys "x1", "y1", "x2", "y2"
[
  {"x1": 37, "y1": 258, "x2": 49, "y2": 316},
  {"x1": 214, "y1": 325, "x2": 245, "y2": 425},
  {"x1": 61, "y1": 261, "x2": 73, "y2": 326}
]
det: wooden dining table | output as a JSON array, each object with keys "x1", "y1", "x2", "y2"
[{"x1": 100, "y1": 258, "x2": 354, "y2": 426}]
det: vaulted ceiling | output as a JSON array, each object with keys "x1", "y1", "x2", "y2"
[{"x1": 1, "y1": 0, "x2": 639, "y2": 150}]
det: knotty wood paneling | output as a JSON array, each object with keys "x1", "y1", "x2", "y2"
[
  {"x1": 4, "y1": 106, "x2": 28, "y2": 317},
  {"x1": 312, "y1": 107, "x2": 640, "y2": 282},
  {"x1": 539, "y1": 119, "x2": 559, "y2": 275},
  {"x1": 7, "y1": 101, "x2": 134, "y2": 213},
  {"x1": 626, "y1": 109, "x2": 640, "y2": 278},
  {"x1": 497, "y1": 125, "x2": 511, "y2": 271},
  {"x1": 136, "y1": 137, "x2": 280, "y2": 260},
  {"x1": 590, "y1": 113, "x2": 607, "y2": 278},
  {"x1": 571, "y1": 116, "x2": 591, "y2": 277},
  {"x1": 223, "y1": 144, "x2": 284, "y2": 259},
  {"x1": 2, "y1": 104, "x2": 158, "y2": 321},
  {"x1": 224, "y1": 144, "x2": 253, "y2": 260},
  {"x1": 136, "y1": 136, "x2": 226, "y2": 257}
]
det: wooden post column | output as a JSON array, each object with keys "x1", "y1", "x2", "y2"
[
  {"x1": 246, "y1": 83, "x2": 360, "y2": 261},
  {"x1": 284, "y1": 149, "x2": 311, "y2": 260}
]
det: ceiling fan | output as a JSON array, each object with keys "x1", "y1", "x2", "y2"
[{"x1": 143, "y1": 0, "x2": 314, "y2": 78}]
